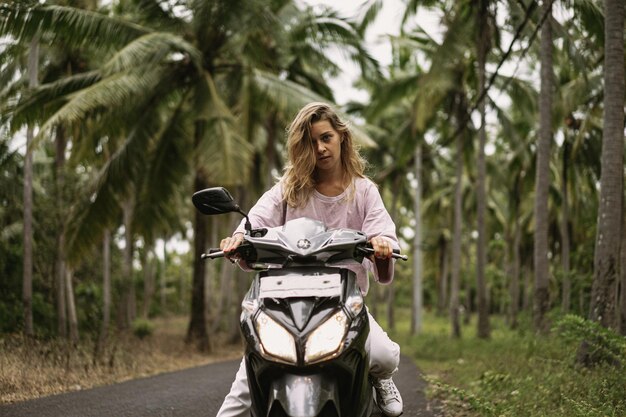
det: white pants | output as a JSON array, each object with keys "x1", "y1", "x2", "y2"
[{"x1": 216, "y1": 312, "x2": 400, "y2": 417}]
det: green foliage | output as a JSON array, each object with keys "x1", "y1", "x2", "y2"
[
  {"x1": 556, "y1": 314, "x2": 626, "y2": 366},
  {"x1": 131, "y1": 318, "x2": 154, "y2": 339},
  {"x1": 399, "y1": 311, "x2": 626, "y2": 417}
]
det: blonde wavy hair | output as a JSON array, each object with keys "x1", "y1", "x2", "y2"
[{"x1": 281, "y1": 102, "x2": 367, "y2": 208}]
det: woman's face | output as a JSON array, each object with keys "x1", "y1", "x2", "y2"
[{"x1": 310, "y1": 120, "x2": 342, "y2": 175}]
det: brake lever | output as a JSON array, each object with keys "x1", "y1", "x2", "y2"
[
  {"x1": 357, "y1": 246, "x2": 408, "y2": 261},
  {"x1": 201, "y1": 248, "x2": 224, "y2": 260}
]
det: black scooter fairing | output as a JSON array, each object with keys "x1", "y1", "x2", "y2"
[{"x1": 241, "y1": 267, "x2": 372, "y2": 417}]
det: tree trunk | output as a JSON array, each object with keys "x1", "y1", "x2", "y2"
[
  {"x1": 122, "y1": 197, "x2": 136, "y2": 328},
  {"x1": 142, "y1": 247, "x2": 155, "y2": 318},
  {"x1": 98, "y1": 229, "x2": 111, "y2": 357},
  {"x1": 161, "y1": 240, "x2": 167, "y2": 311},
  {"x1": 437, "y1": 235, "x2": 449, "y2": 316},
  {"x1": 450, "y1": 95, "x2": 464, "y2": 338},
  {"x1": 22, "y1": 36, "x2": 39, "y2": 337},
  {"x1": 66, "y1": 268, "x2": 79, "y2": 344},
  {"x1": 578, "y1": 0, "x2": 624, "y2": 364},
  {"x1": 475, "y1": 0, "x2": 491, "y2": 339},
  {"x1": 586, "y1": 0, "x2": 625, "y2": 331},
  {"x1": 411, "y1": 144, "x2": 423, "y2": 335},
  {"x1": 386, "y1": 178, "x2": 401, "y2": 332},
  {"x1": 187, "y1": 170, "x2": 210, "y2": 351},
  {"x1": 265, "y1": 113, "x2": 278, "y2": 189},
  {"x1": 561, "y1": 139, "x2": 571, "y2": 313},
  {"x1": 522, "y1": 263, "x2": 531, "y2": 312},
  {"x1": 619, "y1": 210, "x2": 626, "y2": 336},
  {"x1": 510, "y1": 211, "x2": 521, "y2": 328},
  {"x1": 54, "y1": 124, "x2": 70, "y2": 341},
  {"x1": 533, "y1": 0, "x2": 553, "y2": 334}
]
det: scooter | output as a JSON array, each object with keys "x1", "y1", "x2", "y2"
[{"x1": 192, "y1": 187, "x2": 407, "y2": 417}]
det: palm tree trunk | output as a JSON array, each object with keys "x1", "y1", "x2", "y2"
[
  {"x1": 578, "y1": 0, "x2": 625, "y2": 364},
  {"x1": 161, "y1": 240, "x2": 167, "y2": 311},
  {"x1": 187, "y1": 168, "x2": 210, "y2": 351},
  {"x1": 411, "y1": 144, "x2": 423, "y2": 335},
  {"x1": 386, "y1": 177, "x2": 401, "y2": 332},
  {"x1": 265, "y1": 113, "x2": 278, "y2": 189},
  {"x1": 66, "y1": 268, "x2": 79, "y2": 344},
  {"x1": 561, "y1": 139, "x2": 571, "y2": 313},
  {"x1": 22, "y1": 36, "x2": 39, "y2": 337},
  {"x1": 54, "y1": 124, "x2": 68, "y2": 338},
  {"x1": 450, "y1": 95, "x2": 464, "y2": 338},
  {"x1": 586, "y1": 0, "x2": 624, "y2": 330},
  {"x1": 522, "y1": 263, "x2": 531, "y2": 312},
  {"x1": 98, "y1": 229, "x2": 111, "y2": 357},
  {"x1": 437, "y1": 235, "x2": 449, "y2": 316},
  {"x1": 533, "y1": 0, "x2": 553, "y2": 334},
  {"x1": 142, "y1": 246, "x2": 155, "y2": 318},
  {"x1": 619, "y1": 211, "x2": 626, "y2": 336},
  {"x1": 509, "y1": 210, "x2": 521, "y2": 328},
  {"x1": 122, "y1": 197, "x2": 136, "y2": 328},
  {"x1": 475, "y1": 0, "x2": 491, "y2": 339}
]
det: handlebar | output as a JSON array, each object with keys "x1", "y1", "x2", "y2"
[
  {"x1": 201, "y1": 245, "x2": 408, "y2": 262},
  {"x1": 357, "y1": 246, "x2": 408, "y2": 261}
]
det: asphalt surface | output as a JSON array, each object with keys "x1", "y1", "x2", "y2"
[{"x1": 1, "y1": 355, "x2": 440, "y2": 417}]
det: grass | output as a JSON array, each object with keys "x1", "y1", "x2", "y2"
[
  {"x1": 0, "y1": 316, "x2": 243, "y2": 404},
  {"x1": 382, "y1": 309, "x2": 626, "y2": 417}
]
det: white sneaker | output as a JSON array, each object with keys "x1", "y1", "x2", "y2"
[{"x1": 372, "y1": 377, "x2": 403, "y2": 416}]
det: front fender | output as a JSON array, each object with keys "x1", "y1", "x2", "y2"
[{"x1": 268, "y1": 373, "x2": 338, "y2": 416}]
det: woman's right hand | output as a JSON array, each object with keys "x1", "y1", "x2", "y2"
[{"x1": 220, "y1": 232, "x2": 245, "y2": 256}]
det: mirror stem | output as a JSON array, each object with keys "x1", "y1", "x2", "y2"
[{"x1": 235, "y1": 206, "x2": 252, "y2": 232}]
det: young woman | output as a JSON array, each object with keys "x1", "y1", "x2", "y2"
[{"x1": 217, "y1": 102, "x2": 403, "y2": 417}]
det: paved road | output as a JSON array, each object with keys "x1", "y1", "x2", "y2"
[{"x1": 1, "y1": 355, "x2": 439, "y2": 417}]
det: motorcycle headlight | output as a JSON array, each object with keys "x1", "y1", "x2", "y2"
[
  {"x1": 255, "y1": 311, "x2": 297, "y2": 363},
  {"x1": 304, "y1": 310, "x2": 348, "y2": 364}
]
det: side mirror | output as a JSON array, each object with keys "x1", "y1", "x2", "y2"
[
  {"x1": 192, "y1": 187, "x2": 239, "y2": 215},
  {"x1": 192, "y1": 187, "x2": 252, "y2": 232}
]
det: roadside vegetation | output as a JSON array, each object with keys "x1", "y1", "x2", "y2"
[{"x1": 390, "y1": 309, "x2": 626, "y2": 417}]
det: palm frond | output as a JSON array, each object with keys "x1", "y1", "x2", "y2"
[
  {"x1": 102, "y1": 32, "x2": 202, "y2": 76},
  {"x1": 65, "y1": 108, "x2": 162, "y2": 265},
  {"x1": 32, "y1": 65, "x2": 171, "y2": 147},
  {"x1": 195, "y1": 72, "x2": 254, "y2": 185},
  {"x1": 252, "y1": 69, "x2": 377, "y2": 148},
  {"x1": 572, "y1": 0, "x2": 605, "y2": 43},
  {"x1": 134, "y1": 93, "x2": 193, "y2": 241},
  {"x1": 0, "y1": 4, "x2": 149, "y2": 50},
  {"x1": 366, "y1": 74, "x2": 421, "y2": 118},
  {"x1": 356, "y1": 0, "x2": 383, "y2": 36},
  {"x1": 130, "y1": 0, "x2": 188, "y2": 33},
  {"x1": 7, "y1": 70, "x2": 102, "y2": 132}
]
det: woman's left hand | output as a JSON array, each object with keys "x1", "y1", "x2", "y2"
[{"x1": 369, "y1": 236, "x2": 393, "y2": 260}]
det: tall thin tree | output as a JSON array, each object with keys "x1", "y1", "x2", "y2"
[
  {"x1": 22, "y1": 35, "x2": 38, "y2": 337},
  {"x1": 475, "y1": 0, "x2": 491, "y2": 339},
  {"x1": 411, "y1": 143, "x2": 423, "y2": 334},
  {"x1": 584, "y1": 0, "x2": 624, "y2": 335},
  {"x1": 533, "y1": 0, "x2": 553, "y2": 334}
]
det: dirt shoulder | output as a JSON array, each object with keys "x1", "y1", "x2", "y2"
[{"x1": 0, "y1": 316, "x2": 242, "y2": 404}]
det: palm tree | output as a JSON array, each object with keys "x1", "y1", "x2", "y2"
[
  {"x1": 22, "y1": 35, "x2": 39, "y2": 337},
  {"x1": 533, "y1": 0, "x2": 554, "y2": 334},
  {"x1": 580, "y1": 0, "x2": 624, "y2": 356},
  {"x1": 474, "y1": 0, "x2": 492, "y2": 339}
]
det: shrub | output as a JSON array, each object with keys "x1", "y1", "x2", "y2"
[{"x1": 132, "y1": 319, "x2": 155, "y2": 339}]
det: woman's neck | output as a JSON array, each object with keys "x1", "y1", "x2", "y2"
[{"x1": 315, "y1": 171, "x2": 350, "y2": 197}]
